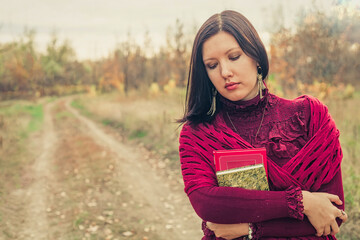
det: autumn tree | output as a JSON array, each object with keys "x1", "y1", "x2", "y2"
[
  {"x1": 98, "y1": 51, "x2": 124, "y2": 93},
  {"x1": 270, "y1": 6, "x2": 360, "y2": 95},
  {"x1": 0, "y1": 29, "x2": 43, "y2": 98},
  {"x1": 41, "y1": 33, "x2": 76, "y2": 87},
  {"x1": 165, "y1": 19, "x2": 190, "y2": 86},
  {"x1": 0, "y1": 18, "x2": 196, "y2": 98}
]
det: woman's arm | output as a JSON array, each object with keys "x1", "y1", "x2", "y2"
[
  {"x1": 180, "y1": 125, "x2": 345, "y2": 238},
  {"x1": 182, "y1": 142, "x2": 304, "y2": 223},
  {"x1": 258, "y1": 169, "x2": 346, "y2": 238},
  {"x1": 188, "y1": 185, "x2": 304, "y2": 223},
  {"x1": 199, "y1": 170, "x2": 347, "y2": 239}
]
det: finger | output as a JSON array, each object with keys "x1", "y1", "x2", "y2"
[
  {"x1": 326, "y1": 194, "x2": 343, "y2": 205},
  {"x1": 339, "y1": 211, "x2": 348, "y2": 223},
  {"x1": 206, "y1": 222, "x2": 213, "y2": 230},
  {"x1": 317, "y1": 192, "x2": 342, "y2": 205},
  {"x1": 330, "y1": 221, "x2": 340, "y2": 235},
  {"x1": 316, "y1": 228, "x2": 324, "y2": 237},
  {"x1": 324, "y1": 225, "x2": 331, "y2": 236}
]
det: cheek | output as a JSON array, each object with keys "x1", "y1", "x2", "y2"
[
  {"x1": 239, "y1": 67, "x2": 257, "y2": 84},
  {"x1": 245, "y1": 70, "x2": 257, "y2": 81},
  {"x1": 207, "y1": 70, "x2": 221, "y2": 85}
]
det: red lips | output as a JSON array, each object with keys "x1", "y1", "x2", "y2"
[{"x1": 225, "y1": 82, "x2": 239, "y2": 88}]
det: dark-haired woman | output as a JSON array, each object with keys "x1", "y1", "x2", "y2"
[{"x1": 178, "y1": 10, "x2": 347, "y2": 240}]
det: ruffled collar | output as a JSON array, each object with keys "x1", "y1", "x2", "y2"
[{"x1": 219, "y1": 89, "x2": 269, "y2": 113}]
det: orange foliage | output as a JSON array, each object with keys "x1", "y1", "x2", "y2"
[{"x1": 99, "y1": 54, "x2": 124, "y2": 93}]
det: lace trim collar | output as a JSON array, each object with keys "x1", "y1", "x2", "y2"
[{"x1": 219, "y1": 89, "x2": 269, "y2": 113}]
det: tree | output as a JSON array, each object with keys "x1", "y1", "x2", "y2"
[
  {"x1": 0, "y1": 28, "x2": 43, "y2": 97},
  {"x1": 41, "y1": 32, "x2": 76, "y2": 88},
  {"x1": 165, "y1": 19, "x2": 189, "y2": 86},
  {"x1": 269, "y1": 6, "x2": 360, "y2": 95}
]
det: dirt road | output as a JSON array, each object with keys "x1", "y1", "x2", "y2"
[{"x1": 3, "y1": 98, "x2": 202, "y2": 239}]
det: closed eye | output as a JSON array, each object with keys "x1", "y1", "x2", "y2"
[
  {"x1": 207, "y1": 63, "x2": 218, "y2": 70},
  {"x1": 229, "y1": 55, "x2": 240, "y2": 61}
]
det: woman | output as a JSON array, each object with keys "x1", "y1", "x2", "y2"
[{"x1": 178, "y1": 10, "x2": 348, "y2": 240}]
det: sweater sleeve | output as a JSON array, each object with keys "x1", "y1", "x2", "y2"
[
  {"x1": 180, "y1": 125, "x2": 304, "y2": 224},
  {"x1": 253, "y1": 169, "x2": 344, "y2": 238},
  {"x1": 188, "y1": 185, "x2": 304, "y2": 224},
  {"x1": 192, "y1": 170, "x2": 344, "y2": 239}
]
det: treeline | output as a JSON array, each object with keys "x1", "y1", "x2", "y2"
[
  {"x1": 0, "y1": 19, "x2": 191, "y2": 99},
  {"x1": 269, "y1": 7, "x2": 360, "y2": 96},
  {"x1": 0, "y1": 7, "x2": 359, "y2": 100}
]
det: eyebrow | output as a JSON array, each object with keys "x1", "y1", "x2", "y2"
[{"x1": 203, "y1": 47, "x2": 241, "y2": 62}]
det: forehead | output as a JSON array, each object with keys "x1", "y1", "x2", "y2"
[{"x1": 202, "y1": 31, "x2": 240, "y2": 59}]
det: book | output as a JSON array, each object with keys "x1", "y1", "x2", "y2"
[{"x1": 214, "y1": 148, "x2": 269, "y2": 191}]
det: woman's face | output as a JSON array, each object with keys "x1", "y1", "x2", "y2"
[{"x1": 202, "y1": 31, "x2": 259, "y2": 102}]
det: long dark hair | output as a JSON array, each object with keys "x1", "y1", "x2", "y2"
[{"x1": 179, "y1": 10, "x2": 269, "y2": 125}]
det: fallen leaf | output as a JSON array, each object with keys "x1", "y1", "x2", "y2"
[{"x1": 122, "y1": 231, "x2": 133, "y2": 237}]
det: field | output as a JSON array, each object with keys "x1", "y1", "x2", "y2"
[{"x1": 0, "y1": 89, "x2": 359, "y2": 239}]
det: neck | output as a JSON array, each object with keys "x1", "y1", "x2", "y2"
[{"x1": 219, "y1": 89, "x2": 268, "y2": 113}]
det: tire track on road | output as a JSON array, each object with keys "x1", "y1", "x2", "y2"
[
  {"x1": 65, "y1": 99, "x2": 202, "y2": 240},
  {"x1": 18, "y1": 101, "x2": 57, "y2": 239}
]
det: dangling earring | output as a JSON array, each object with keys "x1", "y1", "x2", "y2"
[
  {"x1": 257, "y1": 65, "x2": 265, "y2": 99},
  {"x1": 207, "y1": 88, "x2": 217, "y2": 116}
]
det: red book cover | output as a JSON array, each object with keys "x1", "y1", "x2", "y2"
[{"x1": 214, "y1": 148, "x2": 268, "y2": 175}]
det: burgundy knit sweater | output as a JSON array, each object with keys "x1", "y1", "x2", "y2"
[{"x1": 179, "y1": 91, "x2": 344, "y2": 239}]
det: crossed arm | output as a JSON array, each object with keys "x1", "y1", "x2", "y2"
[{"x1": 188, "y1": 170, "x2": 347, "y2": 239}]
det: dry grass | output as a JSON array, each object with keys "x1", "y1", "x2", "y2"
[
  {"x1": 48, "y1": 104, "x2": 144, "y2": 239},
  {"x1": 0, "y1": 100, "x2": 45, "y2": 238},
  {"x1": 0, "y1": 100, "x2": 44, "y2": 194},
  {"x1": 1, "y1": 89, "x2": 358, "y2": 239},
  {"x1": 326, "y1": 97, "x2": 360, "y2": 240},
  {"x1": 73, "y1": 90, "x2": 185, "y2": 163},
  {"x1": 73, "y1": 89, "x2": 360, "y2": 239}
]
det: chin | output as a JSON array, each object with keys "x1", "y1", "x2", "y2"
[{"x1": 227, "y1": 95, "x2": 246, "y2": 102}]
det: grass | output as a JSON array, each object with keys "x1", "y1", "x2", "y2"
[
  {"x1": 21, "y1": 104, "x2": 44, "y2": 138},
  {"x1": 71, "y1": 98, "x2": 92, "y2": 117},
  {"x1": 50, "y1": 104, "x2": 150, "y2": 240},
  {"x1": 0, "y1": 101, "x2": 44, "y2": 156},
  {"x1": 0, "y1": 95, "x2": 181, "y2": 239},
  {"x1": 1, "y1": 89, "x2": 355, "y2": 238},
  {"x1": 0, "y1": 102, "x2": 44, "y2": 139},
  {"x1": 343, "y1": 169, "x2": 360, "y2": 206},
  {"x1": 0, "y1": 102, "x2": 44, "y2": 158},
  {"x1": 56, "y1": 110, "x2": 74, "y2": 119},
  {"x1": 101, "y1": 118, "x2": 124, "y2": 129},
  {"x1": 73, "y1": 211, "x2": 89, "y2": 228},
  {"x1": 0, "y1": 101, "x2": 45, "y2": 231},
  {"x1": 72, "y1": 90, "x2": 184, "y2": 162},
  {"x1": 129, "y1": 129, "x2": 148, "y2": 139},
  {"x1": 318, "y1": 96, "x2": 360, "y2": 239},
  {"x1": 72, "y1": 89, "x2": 360, "y2": 239}
]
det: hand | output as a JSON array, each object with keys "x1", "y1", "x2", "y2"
[
  {"x1": 206, "y1": 222, "x2": 249, "y2": 240},
  {"x1": 302, "y1": 191, "x2": 348, "y2": 236}
]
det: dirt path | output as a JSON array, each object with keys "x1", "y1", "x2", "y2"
[
  {"x1": 64, "y1": 99, "x2": 202, "y2": 239},
  {"x1": 20, "y1": 101, "x2": 57, "y2": 239},
  {"x1": 1, "y1": 101, "x2": 58, "y2": 239},
  {"x1": 2, "y1": 98, "x2": 202, "y2": 239}
]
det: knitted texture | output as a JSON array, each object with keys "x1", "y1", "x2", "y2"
[
  {"x1": 179, "y1": 95, "x2": 342, "y2": 194},
  {"x1": 179, "y1": 94, "x2": 343, "y2": 240},
  {"x1": 221, "y1": 92, "x2": 310, "y2": 168},
  {"x1": 285, "y1": 186, "x2": 304, "y2": 220}
]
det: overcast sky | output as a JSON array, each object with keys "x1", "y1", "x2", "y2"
[{"x1": 0, "y1": 0, "x2": 358, "y2": 60}]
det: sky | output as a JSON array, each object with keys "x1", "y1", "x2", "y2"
[{"x1": 0, "y1": 0, "x2": 358, "y2": 60}]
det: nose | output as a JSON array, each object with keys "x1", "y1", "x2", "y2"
[{"x1": 220, "y1": 63, "x2": 233, "y2": 79}]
